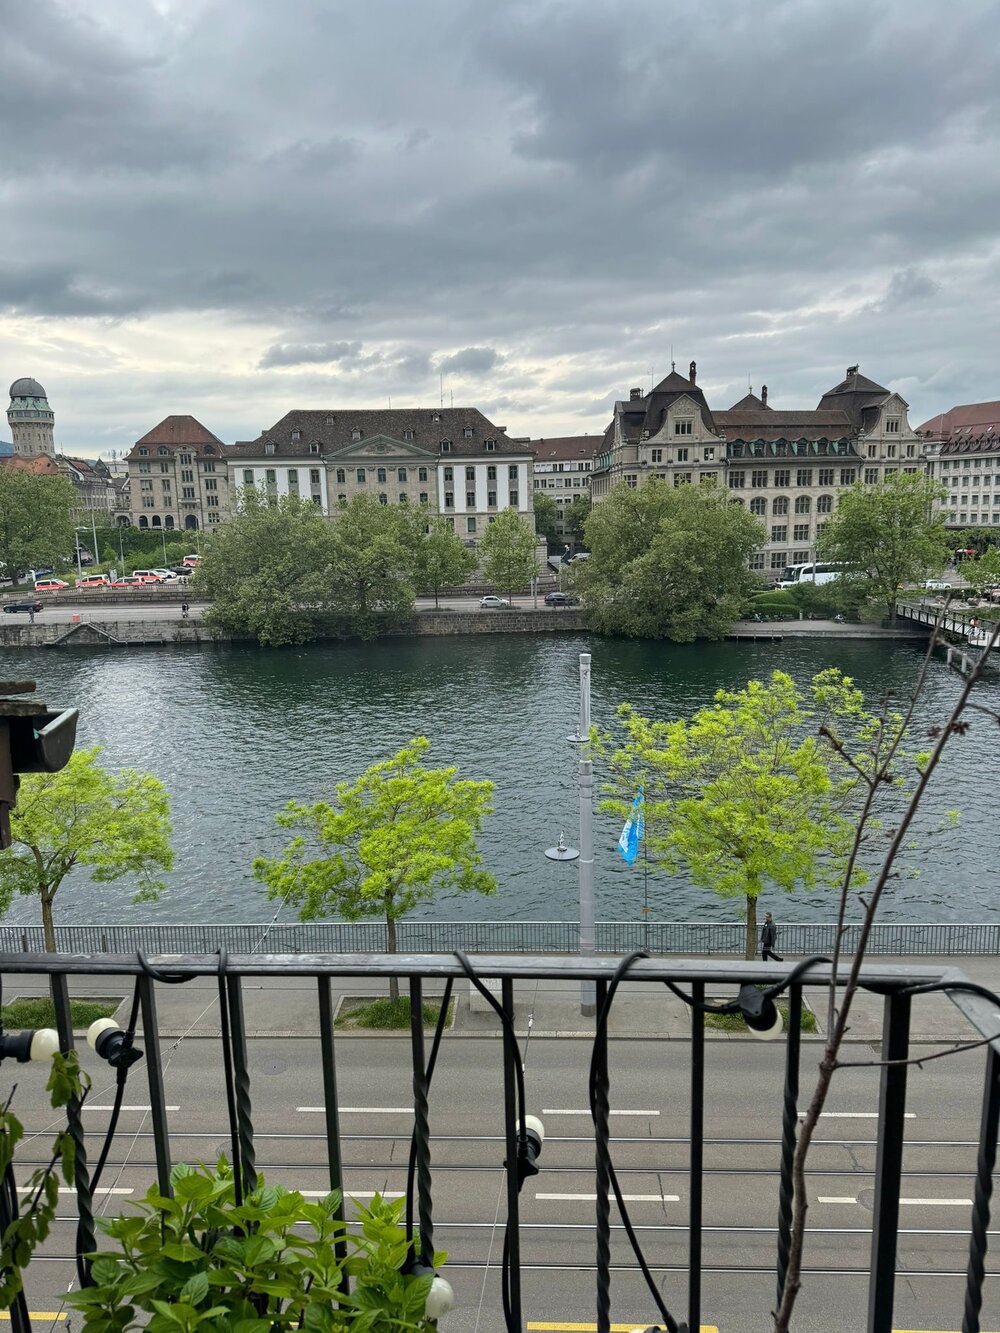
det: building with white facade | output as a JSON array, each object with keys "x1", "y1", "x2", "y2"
[
  {"x1": 917, "y1": 400, "x2": 1000, "y2": 530},
  {"x1": 227, "y1": 407, "x2": 534, "y2": 546},
  {"x1": 530, "y1": 435, "x2": 597, "y2": 543}
]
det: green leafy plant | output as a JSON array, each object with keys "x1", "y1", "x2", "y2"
[
  {"x1": 0, "y1": 1051, "x2": 88, "y2": 1305},
  {"x1": 68, "y1": 1162, "x2": 446, "y2": 1333}
]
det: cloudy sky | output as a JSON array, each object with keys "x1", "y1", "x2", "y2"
[{"x1": 3, "y1": 0, "x2": 1000, "y2": 457}]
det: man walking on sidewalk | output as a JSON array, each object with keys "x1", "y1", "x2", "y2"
[{"x1": 761, "y1": 911, "x2": 783, "y2": 962}]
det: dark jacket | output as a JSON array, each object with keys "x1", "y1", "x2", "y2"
[{"x1": 761, "y1": 919, "x2": 777, "y2": 948}]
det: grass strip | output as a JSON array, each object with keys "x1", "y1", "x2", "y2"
[
  {"x1": 704, "y1": 999, "x2": 817, "y2": 1033},
  {"x1": 335, "y1": 996, "x2": 454, "y2": 1031},
  {"x1": 1, "y1": 997, "x2": 120, "y2": 1029}
]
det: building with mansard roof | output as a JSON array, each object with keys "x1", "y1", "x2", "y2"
[
  {"x1": 591, "y1": 363, "x2": 924, "y2": 579},
  {"x1": 227, "y1": 406, "x2": 535, "y2": 549},
  {"x1": 918, "y1": 400, "x2": 1000, "y2": 530}
]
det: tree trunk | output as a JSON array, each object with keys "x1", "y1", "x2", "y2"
[
  {"x1": 41, "y1": 892, "x2": 56, "y2": 954},
  {"x1": 433, "y1": 583, "x2": 439, "y2": 609},
  {"x1": 386, "y1": 904, "x2": 399, "y2": 1003},
  {"x1": 745, "y1": 893, "x2": 757, "y2": 962}
]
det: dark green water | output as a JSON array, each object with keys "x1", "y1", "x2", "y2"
[{"x1": 0, "y1": 633, "x2": 993, "y2": 927}]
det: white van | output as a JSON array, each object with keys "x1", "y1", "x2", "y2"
[
  {"x1": 34, "y1": 578, "x2": 69, "y2": 593},
  {"x1": 131, "y1": 569, "x2": 168, "y2": 582}
]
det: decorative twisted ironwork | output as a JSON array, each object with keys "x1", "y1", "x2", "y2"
[{"x1": 963, "y1": 1046, "x2": 1000, "y2": 1332}]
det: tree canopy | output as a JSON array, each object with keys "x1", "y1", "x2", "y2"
[
  {"x1": 0, "y1": 469, "x2": 75, "y2": 581},
  {"x1": 962, "y1": 547, "x2": 1000, "y2": 597},
  {"x1": 599, "y1": 670, "x2": 876, "y2": 958},
  {"x1": 253, "y1": 738, "x2": 494, "y2": 998},
  {"x1": 563, "y1": 494, "x2": 592, "y2": 546},
  {"x1": 532, "y1": 492, "x2": 559, "y2": 544},
  {"x1": 576, "y1": 481, "x2": 765, "y2": 640},
  {"x1": 0, "y1": 747, "x2": 174, "y2": 951},
  {"x1": 412, "y1": 516, "x2": 477, "y2": 607},
  {"x1": 478, "y1": 508, "x2": 538, "y2": 597},
  {"x1": 817, "y1": 473, "x2": 950, "y2": 615}
]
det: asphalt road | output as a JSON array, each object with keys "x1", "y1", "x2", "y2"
[
  {"x1": 3, "y1": 595, "x2": 572, "y2": 623},
  {"x1": 8, "y1": 1020, "x2": 999, "y2": 1333}
]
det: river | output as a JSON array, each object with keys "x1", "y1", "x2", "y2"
[{"x1": 0, "y1": 633, "x2": 993, "y2": 928}]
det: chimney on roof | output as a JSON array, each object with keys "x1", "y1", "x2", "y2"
[
  {"x1": 689, "y1": 361, "x2": 697, "y2": 384},
  {"x1": 761, "y1": 385, "x2": 768, "y2": 407},
  {"x1": 847, "y1": 364, "x2": 859, "y2": 378},
  {"x1": 630, "y1": 387, "x2": 642, "y2": 400}
]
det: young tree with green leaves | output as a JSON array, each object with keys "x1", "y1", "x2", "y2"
[
  {"x1": 197, "y1": 489, "x2": 339, "y2": 646},
  {"x1": 599, "y1": 670, "x2": 877, "y2": 958},
  {"x1": 253, "y1": 738, "x2": 495, "y2": 1000},
  {"x1": 411, "y1": 516, "x2": 477, "y2": 608},
  {"x1": 563, "y1": 493, "x2": 592, "y2": 546},
  {"x1": 0, "y1": 747, "x2": 174, "y2": 952},
  {"x1": 325, "y1": 495, "x2": 420, "y2": 638},
  {"x1": 817, "y1": 472, "x2": 950, "y2": 618},
  {"x1": 0, "y1": 469, "x2": 75, "y2": 582},
  {"x1": 962, "y1": 546, "x2": 1000, "y2": 597},
  {"x1": 577, "y1": 480, "x2": 765, "y2": 640},
  {"x1": 532, "y1": 492, "x2": 559, "y2": 544},
  {"x1": 478, "y1": 508, "x2": 539, "y2": 600}
]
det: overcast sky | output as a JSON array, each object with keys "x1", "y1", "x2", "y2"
[{"x1": 3, "y1": 0, "x2": 1000, "y2": 457}]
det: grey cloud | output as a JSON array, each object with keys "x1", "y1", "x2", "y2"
[
  {"x1": 880, "y1": 267, "x2": 942, "y2": 309},
  {"x1": 435, "y1": 347, "x2": 501, "y2": 375},
  {"x1": 259, "y1": 341, "x2": 363, "y2": 369}
]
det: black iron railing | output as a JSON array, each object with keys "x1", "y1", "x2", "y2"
[
  {"x1": 1, "y1": 952, "x2": 999, "y2": 1333},
  {"x1": 3, "y1": 918, "x2": 1000, "y2": 956}
]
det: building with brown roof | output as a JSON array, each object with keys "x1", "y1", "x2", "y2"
[
  {"x1": 125, "y1": 416, "x2": 230, "y2": 532},
  {"x1": 917, "y1": 401, "x2": 1000, "y2": 530},
  {"x1": 227, "y1": 406, "x2": 535, "y2": 548},
  {"x1": 591, "y1": 363, "x2": 924, "y2": 578},
  {"x1": 529, "y1": 435, "x2": 598, "y2": 545}
]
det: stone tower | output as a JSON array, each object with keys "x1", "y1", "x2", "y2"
[{"x1": 8, "y1": 378, "x2": 55, "y2": 457}]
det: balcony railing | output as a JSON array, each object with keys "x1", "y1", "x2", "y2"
[{"x1": 1, "y1": 951, "x2": 999, "y2": 1332}]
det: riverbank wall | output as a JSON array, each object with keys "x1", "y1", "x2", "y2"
[{"x1": 0, "y1": 610, "x2": 929, "y2": 649}]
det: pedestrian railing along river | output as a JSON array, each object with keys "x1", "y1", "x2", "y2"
[
  {"x1": 1, "y1": 950, "x2": 998, "y2": 1333},
  {"x1": 4, "y1": 918, "x2": 1000, "y2": 956}
]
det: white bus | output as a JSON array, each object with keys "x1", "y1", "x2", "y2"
[{"x1": 776, "y1": 561, "x2": 853, "y2": 589}]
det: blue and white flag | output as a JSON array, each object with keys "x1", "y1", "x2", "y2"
[{"x1": 617, "y1": 785, "x2": 645, "y2": 865}]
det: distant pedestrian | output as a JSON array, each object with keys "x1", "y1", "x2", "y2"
[
  {"x1": 760, "y1": 911, "x2": 784, "y2": 962},
  {"x1": 28, "y1": 605, "x2": 35, "y2": 624},
  {"x1": 181, "y1": 602, "x2": 189, "y2": 620}
]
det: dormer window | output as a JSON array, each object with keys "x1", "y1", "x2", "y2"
[
  {"x1": 291, "y1": 429, "x2": 301, "y2": 442},
  {"x1": 138, "y1": 448, "x2": 148, "y2": 457},
  {"x1": 351, "y1": 429, "x2": 362, "y2": 441},
  {"x1": 440, "y1": 440, "x2": 451, "y2": 453},
  {"x1": 485, "y1": 439, "x2": 496, "y2": 451},
  {"x1": 265, "y1": 442, "x2": 276, "y2": 456},
  {"x1": 403, "y1": 429, "x2": 414, "y2": 440},
  {"x1": 309, "y1": 442, "x2": 320, "y2": 454},
  {"x1": 158, "y1": 447, "x2": 169, "y2": 456},
  {"x1": 203, "y1": 445, "x2": 215, "y2": 455},
  {"x1": 432, "y1": 413, "x2": 441, "y2": 423},
  {"x1": 885, "y1": 418, "x2": 900, "y2": 434},
  {"x1": 463, "y1": 427, "x2": 474, "y2": 438}
]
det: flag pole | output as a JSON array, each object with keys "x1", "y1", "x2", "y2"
[
  {"x1": 577, "y1": 652, "x2": 595, "y2": 1016},
  {"x1": 642, "y1": 825, "x2": 649, "y2": 951}
]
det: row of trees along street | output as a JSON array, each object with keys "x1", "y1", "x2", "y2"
[{"x1": 194, "y1": 491, "x2": 540, "y2": 646}]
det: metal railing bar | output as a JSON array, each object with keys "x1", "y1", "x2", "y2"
[
  {"x1": 49, "y1": 972, "x2": 96, "y2": 1275},
  {"x1": 137, "y1": 973, "x2": 173, "y2": 1197},
  {"x1": 688, "y1": 979, "x2": 704, "y2": 1333},
  {"x1": 593, "y1": 977, "x2": 612, "y2": 1333},
  {"x1": 501, "y1": 976, "x2": 523, "y2": 1332},
  {"x1": 316, "y1": 976, "x2": 349, "y2": 1295},
  {"x1": 408, "y1": 976, "x2": 434, "y2": 1267},
  {"x1": 776, "y1": 983, "x2": 802, "y2": 1305},
  {"x1": 225, "y1": 972, "x2": 257, "y2": 1195},
  {"x1": 866, "y1": 991, "x2": 912, "y2": 1333},
  {"x1": 962, "y1": 1043, "x2": 1000, "y2": 1333}
]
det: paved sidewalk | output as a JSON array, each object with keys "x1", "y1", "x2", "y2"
[{"x1": 11, "y1": 952, "x2": 1000, "y2": 1045}]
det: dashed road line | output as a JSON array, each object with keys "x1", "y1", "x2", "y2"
[
  {"x1": 17, "y1": 1186, "x2": 133, "y2": 1196},
  {"x1": 798, "y1": 1111, "x2": 916, "y2": 1119}
]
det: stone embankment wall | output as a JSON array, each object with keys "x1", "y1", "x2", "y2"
[
  {"x1": 400, "y1": 609, "x2": 588, "y2": 636},
  {"x1": 0, "y1": 620, "x2": 222, "y2": 648}
]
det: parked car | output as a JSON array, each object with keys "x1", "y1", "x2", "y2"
[
  {"x1": 924, "y1": 579, "x2": 951, "y2": 591},
  {"x1": 544, "y1": 591, "x2": 570, "y2": 606},
  {"x1": 75, "y1": 575, "x2": 111, "y2": 589},
  {"x1": 480, "y1": 595, "x2": 510, "y2": 609},
  {"x1": 109, "y1": 577, "x2": 146, "y2": 588},
  {"x1": 182, "y1": 554, "x2": 202, "y2": 567},
  {"x1": 3, "y1": 599, "x2": 43, "y2": 615},
  {"x1": 34, "y1": 578, "x2": 69, "y2": 593}
]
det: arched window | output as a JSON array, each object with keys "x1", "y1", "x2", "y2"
[
  {"x1": 152, "y1": 515, "x2": 161, "y2": 527},
  {"x1": 794, "y1": 495, "x2": 811, "y2": 514},
  {"x1": 164, "y1": 515, "x2": 175, "y2": 529},
  {"x1": 185, "y1": 515, "x2": 199, "y2": 530},
  {"x1": 772, "y1": 497, "x2": 788, "y2": 516},
  {"x1": 378, "y1": 493, "x2": 388, "y2": 505},
  {"x1": 138, "y1": 516, "x2": 149, "y2": 529},
  {"x1": 398, "y1": 493, "x2": 408, "y2": 504},
  {"x1": 750, "y1": 497, "x2": 766, "y2": 516},
  {"x1": 158, "y1": 447, "x2": 168, "y2": 456},
  {"x1": 817, "y1": 494, "x2": 834, "y2": 514}
]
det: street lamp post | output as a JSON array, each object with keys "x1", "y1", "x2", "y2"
[{"x1": 571, "y1": 652, "x2": 595, "y2": 1016}]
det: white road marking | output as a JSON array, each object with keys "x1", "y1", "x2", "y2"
[
  {"x1": 17, "y1": 1187, "x2": 133, "y2": 1196},
  {"x1": 85, "y1": 1104, "x2": 180, "y2": 1112},
  {"x1": 899, "y1": 1198, "x2": 972, "y2": 1207},
  {"x1": 300, "y1": 1190, "x2": 404, "y2": 1200},
  {"x1": 541, "y1": 1109, "x2": 660, "y2": 1117},
  {"x1": 297, "y1": 1106, "x2": 412, "y2": 1114},
  {"x1": 535, "y1": 1192, "x2": 680, "y2": 1203},
  {"x1": 817, "y1": 1196, "x2": 858, "y2": 1204},
  {"x1": 798, "y1": 1111, "x2": 915, "y2": 1119}
]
